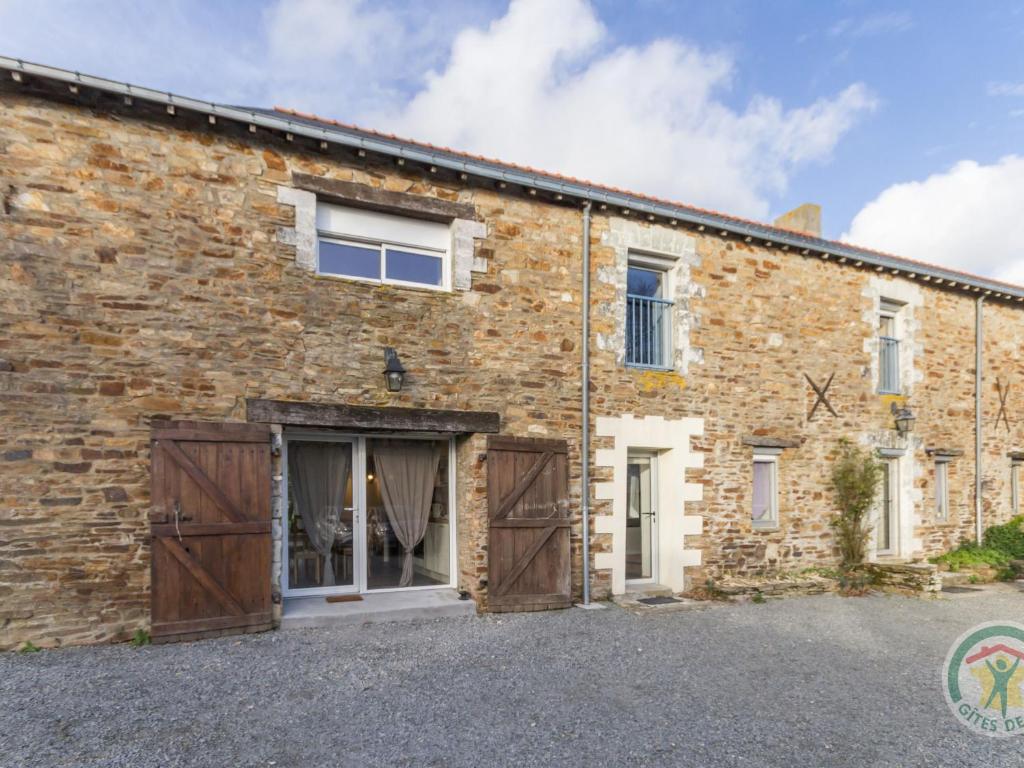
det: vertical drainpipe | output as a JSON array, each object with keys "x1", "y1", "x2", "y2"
[
  {"x1": 975, "y1": 295, "x2": 985, "y2": 544},
  {"x1": 581, "y1": 201, "x2": 592, "y2": 605}
]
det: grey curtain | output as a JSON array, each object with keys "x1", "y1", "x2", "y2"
[
  {"x1": 288, "y1": 442, "x2": 351, "y2": 586},
  {"x1": 373, "y1": 441, "x2": 440, "y2": 587}
]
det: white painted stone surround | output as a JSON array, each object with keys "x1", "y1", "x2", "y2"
[
  {"x1": 594, "y1": 414, "x2": 705, "y2": 594},
  {"x1": 862, "y1": 276, "x2": 925, "y2": 560},
  {"x1": 597, "y1": 217, "x2": 704, "y2": 372},
  {"x1": 275, "y1": 185, "x2": 487, "y2": 289}
]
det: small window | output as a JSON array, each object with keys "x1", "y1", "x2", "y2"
[
  {"x1": 315, "y1": 203, "x2": 450, "y2": 290},
  {"x1": 626, "y1": 261, "x2": 673, "y2": 369},
  {"x1": 878, "y1": 299, "x2": 901, "y2": 394},
  {"x1": 1012, "y1": 462, "x2": 1021, "y2": 516},
  {"x1": 752, "y1": 451, "x2": 779, "y2": 528},
  {"x1": 935, "y1": 460, "x2": 949, "y2": 521}
]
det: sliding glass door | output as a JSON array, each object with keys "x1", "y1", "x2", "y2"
[
  {"x1": 285, "y1": 438, "x2": 358, "y2": 595},
  {"x1": 284, "y1": 434, "x2": 454, "y2": 596}
]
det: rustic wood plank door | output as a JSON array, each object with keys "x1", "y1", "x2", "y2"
[
  {"x1": 487, "y1": 436, "x2": 572, "y2": 612},
  {"x1": 149, "y1": 421, "x2": 273, "y2": 642}
]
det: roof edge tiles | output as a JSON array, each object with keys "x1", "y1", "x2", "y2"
[{"x1": 2, "y1": 54, "x2": 1022, "y2": 303}]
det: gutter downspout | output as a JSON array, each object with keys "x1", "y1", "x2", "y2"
[
  {"x1": 975, "y1": 296, "x2": 985, "y2": 544},
  {"x1": 581, "y1": 201, "x2": 592, "y2": 605}
]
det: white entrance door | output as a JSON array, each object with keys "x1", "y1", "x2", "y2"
[
  {"x1": 626, "y1": 453, "x2": 658, "y2": 584},
  {"x1": 878, "y1": 458, "x2": 899, "y2": 555}
]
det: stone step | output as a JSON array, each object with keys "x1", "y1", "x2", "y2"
[
  {"x1": 281, "y1": 589, "x2": 476, "y2": 629},
  {"x1": 940, "y1": 571, "x2": 975, "y2": 587},
  {"x1": 620, "y1": 583, "x2": 673, "y2": 600}
]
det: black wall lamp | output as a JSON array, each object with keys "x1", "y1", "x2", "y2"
[
  {"x1": 891, "y1": 402, "x2": 916, "y2": 435},
  {"x1": 384, "y1": 347, "x2": 406, "y2": 392}
]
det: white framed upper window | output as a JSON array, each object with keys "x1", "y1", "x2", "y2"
[
  {"x1": 878, "y1": 298, "x2": 902, "y2": 394},
  {"x1": 625, "y1": 253, "x2": 674, "y2": 370},
  {"x1": 752, "y1": 449, "x2": 780, "y2": 529},
  {"x1": 935, "y1": 460, "x2": 950, "y2": 522},
  {"x1": 316, "y1": 203, "x2": 451, "y2": 291}
]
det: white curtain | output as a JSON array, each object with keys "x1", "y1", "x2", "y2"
[
  {"x1": 288, "y1": 442, "x2": 351, "y2": 586},
  {"x1": 373, "y1": 441, "x2": 440, "y2": 587}
]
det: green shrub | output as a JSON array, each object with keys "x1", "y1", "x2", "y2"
[
  {"x1": 983, "y1": 515, "x2": 1024, "y2": 559},
  {"x1": 830, "y1": 440, "x2": 883, "y2": 568},
  {"x1": 18, "y1": 641, "x2": 41, "y2": 654},
  {"x1": 931, "y1": 542, "x2": 1010, "y2": 570},
  {"x1": 931, "y1": 516, "x2": 1024, "y2": 573}
]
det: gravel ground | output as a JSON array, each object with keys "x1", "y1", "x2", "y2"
[{"x1": 3, "y1": 586, "x2": 1024, "y2": 768}]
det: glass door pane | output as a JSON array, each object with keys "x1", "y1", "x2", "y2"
[
  {"x1": 626, "y1": 455, "x2": 655, "y2": 581},
  {"x1": 366, "y1": 438, "x2": 451, "y2": 590},
  {"x1": 879, "y1": 460, "x2": 895, "y2": 552},
  {"x1": 287, "y1": 440, "x2": 356, "y2": 591}
]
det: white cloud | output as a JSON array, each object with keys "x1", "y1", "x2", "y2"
[
  {"x1": 828, "y1": 11, "x2": 914, "y2": 39},
  {"x1": 0, "y1": 0, "x2": 877, "y2": 219},
  {"x1": 843, "y1": 156, "x2": 1024, "y2": 285},
  {"x1": 0, "y1": 0, "x2": 476, "y2": 112},
  {"x1": 374, "y1": 0, "x2": 877, "y2": 218},
  {"x1": 988, "y1": 81, "x2": 1024, "y2": 97}
]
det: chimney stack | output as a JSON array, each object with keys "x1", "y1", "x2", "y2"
[{"x1": 773, "y1": 203, "x2": 821, "y2": 238}]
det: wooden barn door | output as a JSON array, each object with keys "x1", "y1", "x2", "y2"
[
  {"x1": 149, "y1": 421, "x2": 273, "y2": 642},
  {"x1": 487, "y1": 436, "x2": 572, "y2": 612}
]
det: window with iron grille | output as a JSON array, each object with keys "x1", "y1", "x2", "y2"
[
  {"x1": 878, "y1": 300, "x2": 902, "y2": 394},
  {"x1": 626, "y1": 264, "x2": 673, "y2": 369}
]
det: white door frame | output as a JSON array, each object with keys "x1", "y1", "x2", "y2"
[
  {"x1": 877, "y1": 457, "x2": 899, "y2": 556},
  {"x1": 281, "y1": 430, "x2": 457, "y2": 597},
  {"x1": 625, "y1": 451, "x2": 659, "y2": 586}
]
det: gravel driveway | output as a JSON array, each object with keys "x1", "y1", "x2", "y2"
[{"x1": 3, "y1": 586, "x2": 1023, "y2": 767}]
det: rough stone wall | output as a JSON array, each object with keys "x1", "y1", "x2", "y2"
[
  {"x1": 585, "y1": 221, "x2": 1024, "y2": 588},
  {"x1": 3, "y1": 84, "x2": 1024, "y2": 646},
  {"x1": 0, "y1": 89, "x2": 585, "y2": 648}
]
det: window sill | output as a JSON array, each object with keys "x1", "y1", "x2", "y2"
[
  {"x1": 312, "y1": 271, "x2": 452, "y2": 295},
  {"x1": 625, "y1": 363, "x2": 675, "y2": 373},
  {"x1": 877, "y1": 389, "x2": 902, "y2": 396},
  {"x1": 752, "y1": 522, "x2": 780, "y2": 532}
]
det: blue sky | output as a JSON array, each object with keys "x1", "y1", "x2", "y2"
[{"x1": 2, "y1": 0, "x2": 1023, "y2": 280}]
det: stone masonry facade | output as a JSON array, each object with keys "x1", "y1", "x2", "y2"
[{"x1": 2, "y1": 79, "x2": 1024, "y2": 649}]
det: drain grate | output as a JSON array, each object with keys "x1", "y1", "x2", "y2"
[
  {"x1": 942, "y1": 586, "x2": 983, "y2": 594},
  {"x1": 637, "y1": 596, "x2": 682, "y2": 605}
]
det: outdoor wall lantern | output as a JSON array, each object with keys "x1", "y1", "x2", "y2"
[
  {"x1": 383, "y1": 347, "x2": 406, "y2": 393},
  {"x1": 891, "y1": 402, "x2": 916, "y2": 435}
]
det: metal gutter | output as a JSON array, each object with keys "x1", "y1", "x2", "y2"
[
  {"x1": 581, "y1": 201, "x2": 592, "y2": 606},
  {"x1": 3, "y1": 55, "x2": 1024, "y2": 302},
  {"x1": 975, "y1": 296, "x2": 985, "y2": 544}
]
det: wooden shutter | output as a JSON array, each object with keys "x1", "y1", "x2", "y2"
[
  {"x1": 149, "y1": 421, "x2": 273, "y2": 642},
  {"x1": 487, "y1": 436, "x2": 572, "y2": 612}
]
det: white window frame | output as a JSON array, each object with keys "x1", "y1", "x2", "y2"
[
  {"x1": 625, "y1": 252, "x2": 675, "y2": 370},
  {"x1": 751, "y1": 449, "x2": 780, "y2": 530},
  {"x1": 935, "y1": 459, "x2": 950, "y2": 522},
  {"x1": 877, "y1": 457, "x2": 899, "y2": 555},
  {"x1": 316, "y1": 233, "x2": 450, "y2": 292},
  {"x1": 1012, "y1": 461, "x2": 1021, "y2": 516},
  {"x1": 878, "y1": 298, "x2": 902, "y2": 395},
  {"x1": 281, "y1": 431, "x2": 458, "y2": 598}
]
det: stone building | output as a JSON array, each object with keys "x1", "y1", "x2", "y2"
[{"x1": 2, "y1": 58, "x2": 1023, "y2": 649}]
